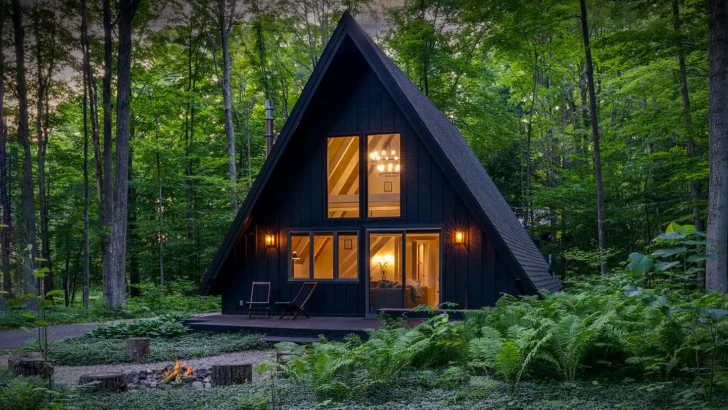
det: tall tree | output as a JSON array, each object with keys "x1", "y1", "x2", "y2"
[
  {"x1": 579, "y1": 0, "x2": 608, "y2": 275},
  {"x1": 707, "y1": 0, "x2": 728, "y2": 293},
  {"x1": 12, "y1": 0, "x2": 38, "y2": 297},
  {"x1": 33, "y1": 0, "x2": 59, "y2": 294},
  {"x1": 215, "y1": 0, "x2": 238, "y2": 211},
  {"x1": 81, "y1": 0, "x2": 91, "y2": 311},
  {"x1": 109, "y1": 0, "x2": 143, "y2": 308},
  {"x1": 0, "y1": 5, "x2": 10, "y2": 298},
  {"x1": 101, "y1": 0, "x2": 114, "y2": 306}
]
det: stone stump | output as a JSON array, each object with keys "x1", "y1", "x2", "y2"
[
  {"x1": 78, "y1": 372, "x2": 127, "y2": 392},
  {"x1": 211, "y1": 364, "x2": 252, "y2": 386},
  {"x1": 126, "y1": 337, "x2": 150, "y2": 362},
  {"x1": 276, "y1": 351, "x2": 292, "y2": 364},
  {"x1": 8, "y1": 352, "x2": 54, "y2": 378}
]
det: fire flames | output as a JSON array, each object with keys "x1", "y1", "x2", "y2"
[{"x1": 156, "y1": 357, "x2": 196, "y2": 384}]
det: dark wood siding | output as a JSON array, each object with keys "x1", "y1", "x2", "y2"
[{"x1": 219, "y1": 40, "x2": 523, "y2": 315}]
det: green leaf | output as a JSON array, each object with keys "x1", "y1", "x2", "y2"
[
  {"x1": 628, "y1": 253, "x2": 654, "y2": 274},
  {"x1": 656, "y1": 232, "x2": 687, "y2": 241},
  {"x1": 655, "y1": 261, "x2": 680, "y2": 271},
  {"x1": 34, "y1": 320, "x2": 49, "y2": 327},
  {"x1": 688, "y1": 255, "x2": 715, "y2": 262},
  {"x1": 32, "y1": 271, "x2": 46, "y2": 278},
  {"x1": 697, "y1": 309, "x2": 728, "y2": 319},
  {"x1": 681, "y1": 240, "x2": 706, "y2": 246},
  {"x1": 651, "y1": 247, "x2": 688, "y2": 258},
  {"x1": 666, "y1": 222, "x2": 682, "y2": 233},
  {"x1": 45, "y1": 290, "x2": 63, "y2": 297},
  {"x1": 22, "y1": 313, "x2": 36, "y2": 319}
]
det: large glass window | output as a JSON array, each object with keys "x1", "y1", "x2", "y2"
[
  {"x1": 368, "y1": 231, "x2": 440, "y2": 314},
  {"x1": 338, "y1": 234, "x2": 358, "y2": 279},
  {"x1": 313, "y1": 235, "x2": 334, "y2": 279},
  {"x1": 367, "y1": 133, "x2": 401, "y2": 217},
  {"x1": 290, "y1": 232, "x2": 358, "y2": 280},
  {"x1": 405, "y1": 233, "x2": 440, "y2": 308},
  {"x1": 290, "y1": 234, "x2": 310, "y2": 279},
  {"x1": 327, "y1": 136, "x2": 360, "y2": 218}
]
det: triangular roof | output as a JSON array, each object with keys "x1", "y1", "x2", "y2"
[{"x1": 200, "y1": 11, "x2": 562, "y2": 295}]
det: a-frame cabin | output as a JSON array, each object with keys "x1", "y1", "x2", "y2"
[{"x1": 200, "y1": 12, "x2": 562, "y2": 317}]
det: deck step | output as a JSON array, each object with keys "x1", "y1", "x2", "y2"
[{"x1": 263, "y1": 336, "x2": 320, "y2": 344}]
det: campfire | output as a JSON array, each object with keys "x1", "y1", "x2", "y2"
[{"x1": 155, "y1": 358, "x2": 196, "y2": 385}]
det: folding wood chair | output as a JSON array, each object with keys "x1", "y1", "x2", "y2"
[
  {"x1": 247, "y1": 282, "x2": 271, "y2": 319},
  {"x1": 276, "y1": 282, "x2": 318, "y2": 320}
]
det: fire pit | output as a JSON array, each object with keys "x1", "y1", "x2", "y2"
[
  {"x1": 157, "y1": 358, "x2": 196, "y2": 385},
  {"x1": 122, "y1": 358, "x2": 213, "y2": 390}
]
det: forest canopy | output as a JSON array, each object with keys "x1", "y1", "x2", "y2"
[{"x1": 0, "y1": 0, "x2": 723, "y2": 306}]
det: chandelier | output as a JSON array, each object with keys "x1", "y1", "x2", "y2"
[{"x1": 369, "y1": 148, "x2": 400, "y2": 177}]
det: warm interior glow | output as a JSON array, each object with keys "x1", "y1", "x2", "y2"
[
  {"x1": 327, "y1": 136, "x2": 360, "y2": 218},
  {"x1": 368, "y1": 134, "x2": 401, "y2": 217}
]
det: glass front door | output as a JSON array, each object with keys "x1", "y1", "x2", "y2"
[{"x1": 367, "y1": 231, "x2": 440, "y2": 314}]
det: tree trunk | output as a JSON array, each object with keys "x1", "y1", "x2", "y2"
[
  {"x1": 211, "y1": 364, "x2": 252, "y2": 385},
  {"x1": 155, "y1": 118, "x2": 164, "y2": 287},
  {"x1": 12, "y1": 0, "x2": 38, "y2": 298},
  {"x1": 78, "y1": 373, "x2": 127, "y2": 391},
  {"x1": 109, "y1": 0, "x2": 139, "y2": 309},
  {"x1": 0, "y1": 11, "x2": 11, "y2": 299},
  {"x1": 125, "y1": 337, "x2": 150, "y2": 362},
  {"x1": 9, "y1": 353, "x2": 53, "y2": 378},
  {"x1": 219, "y1": 0, "x2": 238, "y2": 211},
  {"x1": 128, "y1": 132, "x2": 139, "y2": 297},
  {"x1": 580, "y1": 0, "x2": 608, "y2": 275},
  {"x1": 524, "y1": 50, "x2": 538, "y2": 230},
  {"x1": 101, "y1": 0, "x2": 114, "y2": 307},
  {"x1": 706, "y1": 0, "x2": 728, "y2": 293},
  {"x1": 34, "y1": 3, "x2": 55, "y2": 295},
  {"x1": 81, "y1": 0, "x2": 91, "y2": 311}
]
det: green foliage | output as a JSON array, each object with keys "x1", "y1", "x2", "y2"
[
  {"x1": 85, "y1": 313, "x2": 189, "y2": 338},
  {"x1": 14, "y1": 332, "x2": 266, "y2": 366},
  {"x1": 0, "y1": 372, "x2": 78, "y2": 410}
]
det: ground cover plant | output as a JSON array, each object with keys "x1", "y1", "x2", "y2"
[
  {"x1": 85, "y1": 313, "x2": 190, "y2": 338},
  {"x1": 0, "y1": 281, "x2": 221, "y2": 331},
  {"x1": 68, "y1": 375, "x2": 719, "y2": 410},
  {"x1": 14, "y1": 332, "x2": 267, "y2": 366}
]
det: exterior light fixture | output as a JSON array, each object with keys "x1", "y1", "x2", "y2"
[
  {"x1": 265, "y1": 234, "x2": 275, "y2": 248},
  {"x1": 455, "y1": 231, "x2": 465, "y2": 245}
]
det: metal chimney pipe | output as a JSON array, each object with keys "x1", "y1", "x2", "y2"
[{"x1": 265, "y1": 99, "x2": 274, "y2": 157}]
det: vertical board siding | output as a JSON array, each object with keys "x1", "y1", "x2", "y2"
[{"x1": 220, "y1": 53, "x2": 522, "y2": 316}]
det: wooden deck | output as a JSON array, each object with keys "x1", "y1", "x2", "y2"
[{"x1": 183, "y1": 315, "x2": 381, "y2": 341}]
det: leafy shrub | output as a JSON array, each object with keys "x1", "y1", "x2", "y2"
[
  {"x1": 0, "y1": 373, "x2": 77, "y2": 410},
  {"x1": 86, "y1": 313, "x2": 189, "y2": 338},
  {"x1": 15, "y1": 332, "x2": 267, "y2": 366}
]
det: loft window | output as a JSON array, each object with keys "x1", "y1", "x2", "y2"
[
  {"x1": 289, "y1": 232, "x2": 359, "y2": 281},
  {"x1": 327, "y1": 136, "x2": 360, "y2": 218},
  {"x1": 367, "y1": 133, "x2": 401, "y2": 217}
]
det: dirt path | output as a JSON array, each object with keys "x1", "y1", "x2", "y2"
[{"x1": 0, "y1": 323, "x2": 96, "y2": 351}]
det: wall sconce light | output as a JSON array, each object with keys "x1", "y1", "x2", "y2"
[
  {"x1": 454, "y1": 231, "x2": 465, "y2": 245},
  {"x1": 291, "y1": 251, "x2": 300, "y2": 261},
  {"x1": 265, "y1": 234, "x2": 275, "y2": 248}
]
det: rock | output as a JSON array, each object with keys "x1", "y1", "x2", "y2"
[
  {"x1": 78, "y1": 373, "x2": 127, "y2": 392},
  {"x1": 192, "y1": 381, "x2": 203, "y2": 389},
  {"x1": 158, "y1": 384, "x2": 171, "y2": 390},
  {"x1": 204, "y1": 382, "x2": 212, "y2": 389}
]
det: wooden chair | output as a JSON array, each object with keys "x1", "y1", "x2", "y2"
[
  {"x1": 276, "y1": 282, "x2": 318, "y2": 320},
  {"x1": 247, "y1": 282, "x2": 271, "y2": 319}
]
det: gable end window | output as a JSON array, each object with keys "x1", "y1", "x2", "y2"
[
  {"x1": 289, "y1": 232, "x2": 359, "y2": 281},
  {"x1": 327, "y1": 136, "x2": 360, "y2": 218},
  {"x1": 367, "y1": 133, "x2": 401, "y2": 217}
]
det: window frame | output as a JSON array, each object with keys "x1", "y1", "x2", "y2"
[
  {"x1": 324, "y1": 130, "x2": 404, "y2": 222},
  {"x1": 288, "y1": 230, "x2": 360, "y2": 283}
]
